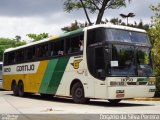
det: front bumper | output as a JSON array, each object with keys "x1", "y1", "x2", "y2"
[{"x1": 107, "y1": 85, "x2": 155, "y2": 99}]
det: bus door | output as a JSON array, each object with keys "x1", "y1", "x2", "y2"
[{"x1": 94, "y1": 46, "x2": 108, "y2": 99}]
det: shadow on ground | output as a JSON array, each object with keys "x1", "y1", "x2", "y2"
[{"x1": 4, "y1": 92, "x2": 154, "y2": 108}]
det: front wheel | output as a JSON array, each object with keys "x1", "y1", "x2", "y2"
[
  {"x1": 108, "y1": 99, "x2": 121, "y2": 104},
  {"x1": 71, "y1": 82, "x2": 89, "y2": 104}
]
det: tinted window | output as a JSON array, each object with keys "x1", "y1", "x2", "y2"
[
  {"x1": 87, "y1": 28, "x2": 107, "y2": 46},
  {"x1": 8, "y1": 52, "x2": 15, "y2": 64},
  {"x1": 66, "y1": 34, "x2": 84, "y2": 54},
  {"x1": 130, "y1": 32, "x2": 150, "y2": 44},
  {"x1": 111, "y1": 45, "x2": 136, "y2": 76},
  {"x1": 27, "y1": 47, "x2": 35, "y2": 60},
  {"x1": 16, "y1": 50, "x2": 24, "y2": 63},
  {"x1": 0, "y1": 64, "x2": 2, "y2": 70},
  {"x1": 137, "y1": 47, "x2": 153, "y2": 76},
  {"x1": 87, "y1": 28, "x2": 151, "y2": 45},
  {"x1": 36, "y1": 44, "x2": 49, "y2": 58},
  {"x1": 107, "y1": 29, "x2": 131, "y2": 42},
  {"x1": 50, "y1": 40, "x2": 64, "y2": 56}
]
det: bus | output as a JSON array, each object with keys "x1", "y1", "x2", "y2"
[
  {"x1": 0, "y1": 62, "x2": 2, "y2": 89},
  {"x1": 2, "y1": 24, "x2": 155, "y2": 104}
]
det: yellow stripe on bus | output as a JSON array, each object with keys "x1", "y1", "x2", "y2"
[
  {"x1": 49, "y1": 35, "x2": 60, "y2": 40},
  {"x1": 3, "y1": 60, "x2": 48, "y2": 93}
]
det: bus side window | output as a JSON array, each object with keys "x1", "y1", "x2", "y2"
[
  {"x1": 8, "y1": 52, "x2": 15, "y2": 64},
  {"x1": 27, "y1": 47, "x2": 35, "y2": 60},
  {"x1": 51, "y1": 40, "x2": 64, "y2": 57},
  {"x1": 4, "y1": 53, "x2": 8, "y2": 65},
  {"x1": 15, "y1": 50, "x2": 24, "y2": 63},
  {"x1": 66, "y1": 34, "x2": 84, "y2": 54},
  {"x1": 38, "y1": 44, "x2": 49, "y2": 58}
]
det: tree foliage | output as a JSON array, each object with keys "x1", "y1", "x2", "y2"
[
  {"x1": 148, "y1": 2, "x2": 160, "y2": 96},
  {"x1": 26, "y1": 33, "x2": 49, "y2": 42},
  {"x1": 0, "y1": 38, "x2": 26, "y2": 61},
  {"x1": 63, "y1": 0, "x2": 131, "y2": 24},
  {"x1": 61, "y1": 20, "x2": 89, "y2": 32},
  {"x1": 15, "y1": 35, "x2": 21, "y2": 42},
  {"x1": 62, "y1": 18, "x2": 150, "y2": 32}
]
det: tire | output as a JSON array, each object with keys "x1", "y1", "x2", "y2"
[
  {"x1": 11, "y1": 82, "x2": 18, "y2": 96},
  {"x1": 108, "y1": 99, "x2": 121, "y2": 104},
  {"x1": 71, "y1": 82, "x2": 89, "y2": 104},
  {"x1": 18, "y1": 81, "x2": 24, "y2": 97}
]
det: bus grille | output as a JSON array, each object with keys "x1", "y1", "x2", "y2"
[{"x1": 127, "y1": 82, "x2": 147, "y2": 85}]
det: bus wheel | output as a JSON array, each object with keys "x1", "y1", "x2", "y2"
[
  {"x1": 18, "y1": 81, "x2": 24, "y2": 97},
  {"x1": 71, "y1": 82, "x2": 89, "y2": 104},
  {"x1": 108, "y1": 99, "x2": 121, "y2": 104},
  {"x1": 11, "y1": 82, "x2": 18, "y2": 96}
]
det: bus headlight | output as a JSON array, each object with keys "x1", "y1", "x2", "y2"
[
  {"x1": 110, "y1": 81, "x2": 125, "y2": 86},
  {"x1": 148, "y1": 81, "x2": 155, "y2": 85},
  {"x1": 148, "y1": 77, "x2": 156, "y2": 85}
]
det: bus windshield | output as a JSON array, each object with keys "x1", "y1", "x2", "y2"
[
  {"x1": 137, "y1": 47, "x2": 153, "y2": 76},
  {"x1": 87, "y1": 27, "x2": 153, "y2": 78},
  {"x1": 106, "y1": 28, "x2": 150, "y2": 44},
  {"x1": 110, "y1": 45, "x2": 153, "y2": 77},
  {"x1": 111, "y1": 45, "x2": 136, "y2": 76}
]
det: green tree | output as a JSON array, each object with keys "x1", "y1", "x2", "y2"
[
  {"x1": 61, "y1": 20, "x2": 88, "y2": 32},
  {"x1": 109, "y1": 18, "x2": 124, "y2": 25},
  {"x1": 0, "y1": 38, "x2": 26, "y2": 61},
  {"x1": 64, "y1": 0, "x2": 131, "y2": 24},
  {"x1": 148, "y1": 2, "x2": 160, "y2": 96},
  {"x1": 15, "y1": 35, "x2": 21, "y2": 42},
  {"x1": 26, "y1": 33, "x2": 49, "y2": 42},
  {"x1": 120, "y1": 12, "x2": 135, "y2": 25}
]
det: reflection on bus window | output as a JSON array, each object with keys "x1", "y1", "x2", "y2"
[
  {"x1": 137, "y1": 47, "x2": 153, "y2": 76},
  {"x1": 111, "y1": 45, "x2": 136, "y2": 76}
]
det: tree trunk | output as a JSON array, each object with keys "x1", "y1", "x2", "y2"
[
  {"x1": 80, "y1": 0, "x2": 92, "y2": 25},
  {"x1": 96, "y1": 0, "x2": 109, "y2": 24}
]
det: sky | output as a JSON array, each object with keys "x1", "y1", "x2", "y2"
[{"x1": 0, "y1": 0, "x2": 158, "y2": 41}]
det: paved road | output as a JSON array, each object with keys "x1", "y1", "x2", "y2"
[{"x1": 0, "y1": 90, "x2": 160, "y2": 120}]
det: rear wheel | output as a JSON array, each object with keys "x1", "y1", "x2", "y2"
[
  {"x1": 108, "y1": 99, "x2": 121, "y2": 104},
  {"x1": 18, "y1": 81, "x2": 24, "y2": 97},
  {"x1": 71, "y1": 82, "x2": 89, "y2": 104},
  {"x1": 11, "y1": 82, "x2": 18, "y2": 96}
]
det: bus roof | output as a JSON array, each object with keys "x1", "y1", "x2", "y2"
[
  {"x1": 85, "y1": 24, "x2": 146, "y2": 33},
  {"x1": 4, "y1": 24, "x2": 146, "y2": 53}
]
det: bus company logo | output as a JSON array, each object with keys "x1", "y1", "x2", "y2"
[
  {"x1": 16, "y1": 64, "x2": 35, "y2": 72},
  {"x1": 71, "y1": 59, "x2": 82, "y2": 69}
]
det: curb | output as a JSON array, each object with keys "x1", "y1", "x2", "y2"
[{"x1": 127, "y1": 98, "x2": 160, "y2": 101}]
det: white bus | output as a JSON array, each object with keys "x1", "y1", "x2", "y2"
[{"x1": 2, "y1": 24, "x2": 155, "y2": 104}]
